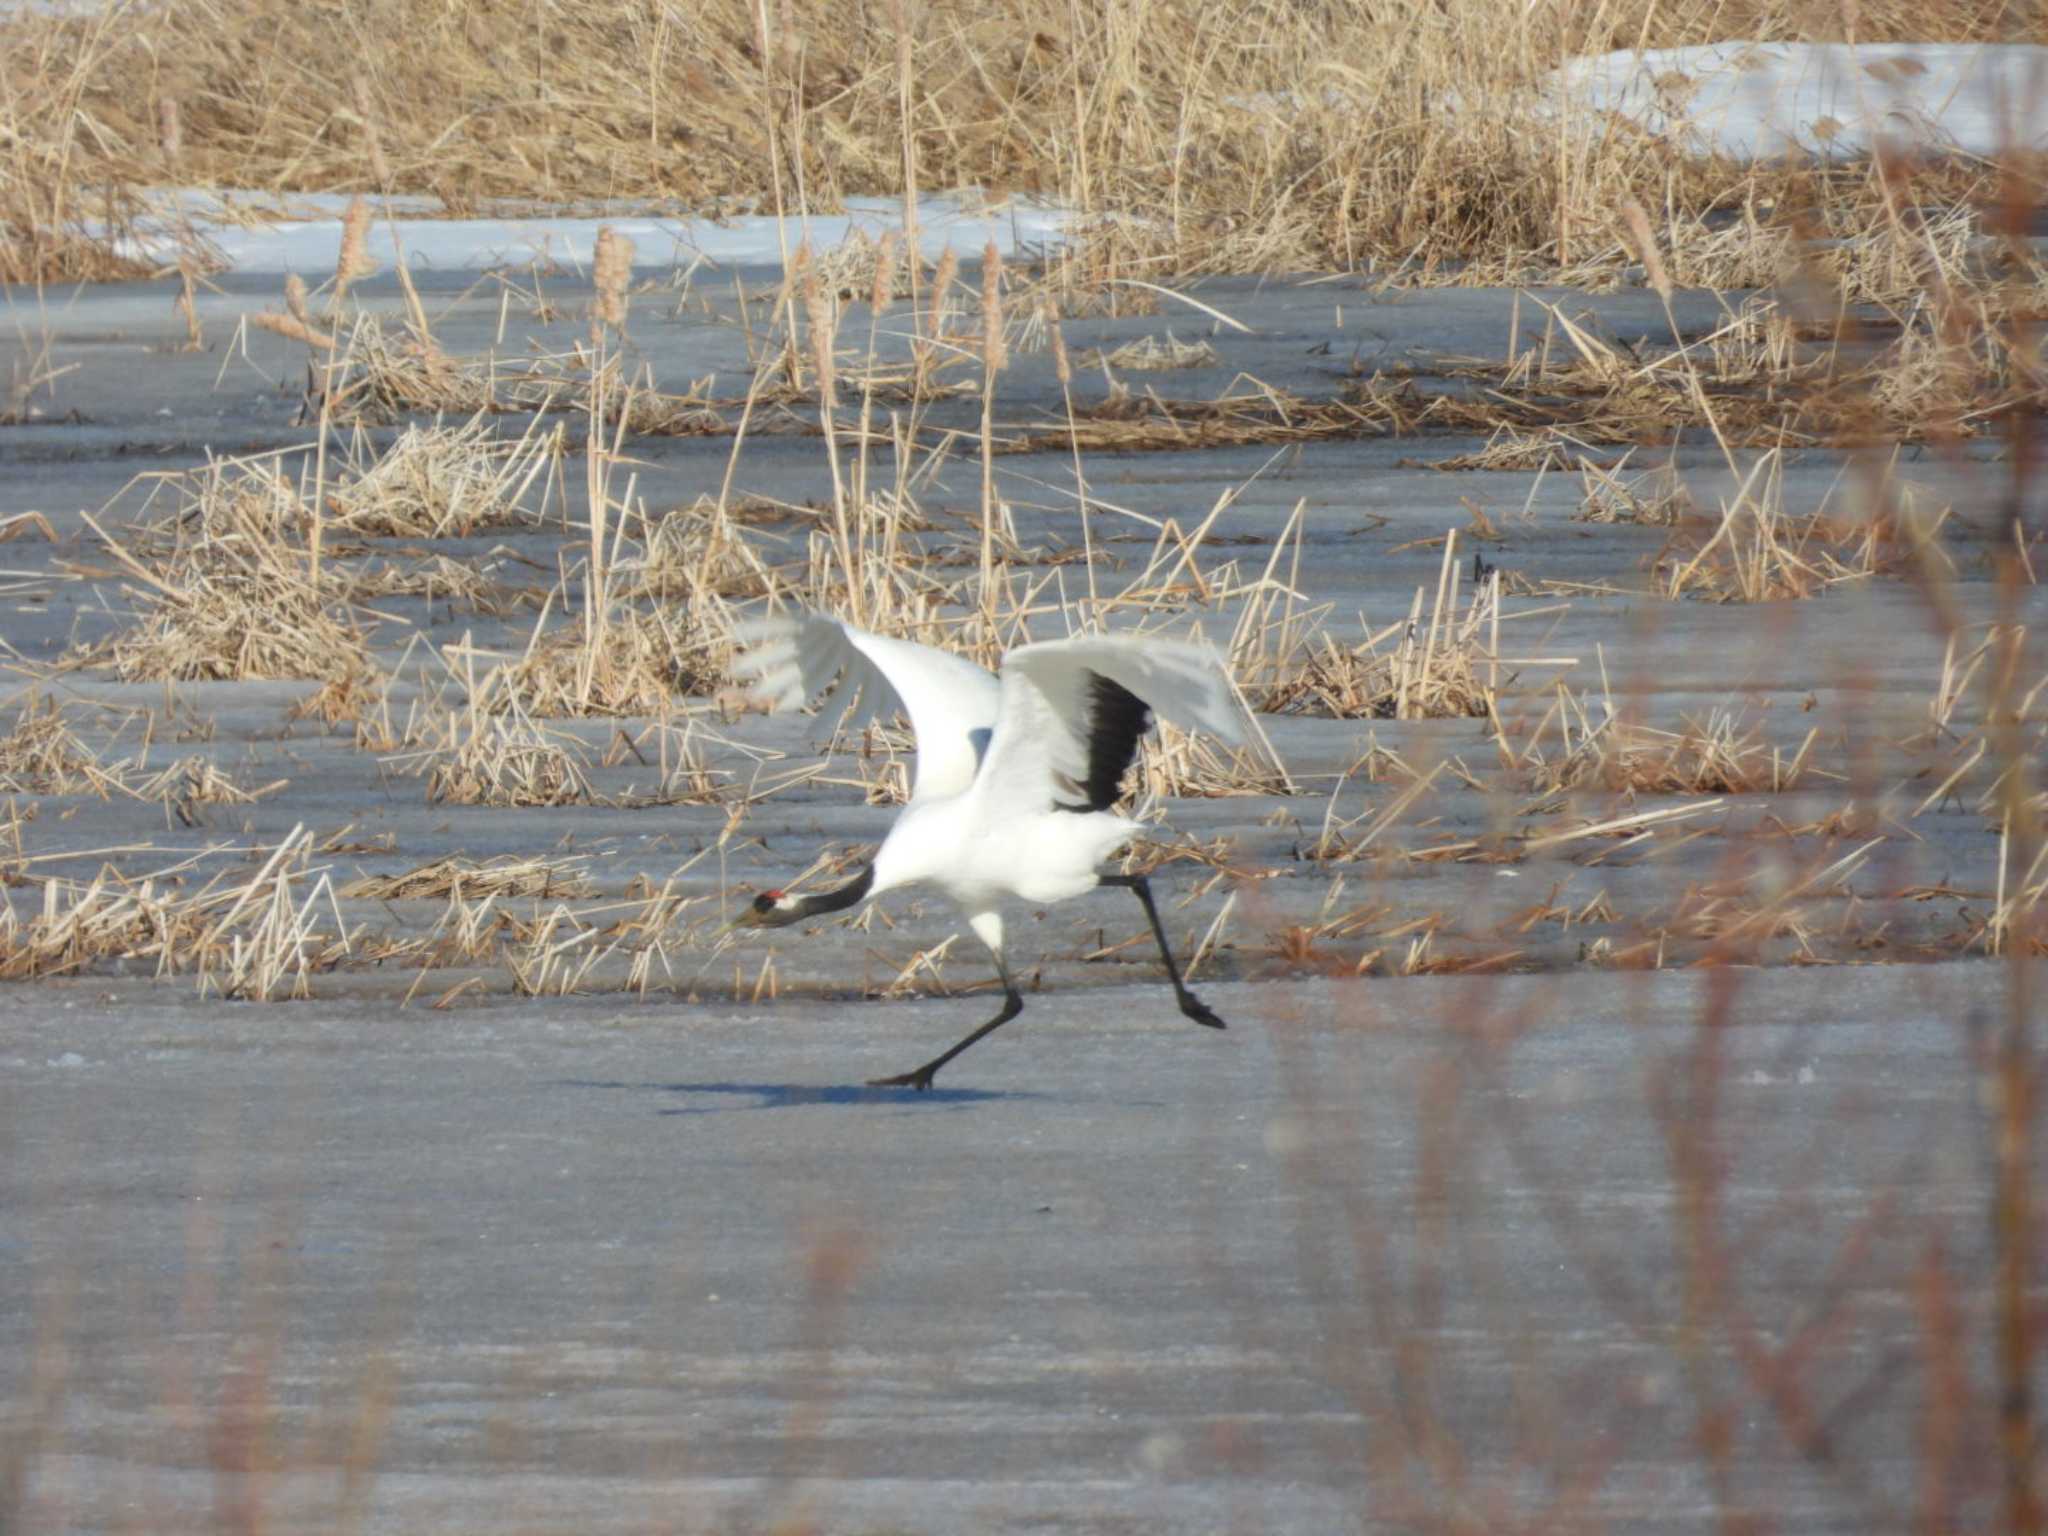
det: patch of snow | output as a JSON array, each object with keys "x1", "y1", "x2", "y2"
[
  {"x1": 131, "y1": 191, "x2": 1090, "y2": 278},
  {"x1": 1549, "y1": 41, "x2": 2048, "y2": 162}
]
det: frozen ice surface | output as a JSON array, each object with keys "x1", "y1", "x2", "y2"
[
  {"x1": 131, "y1": 190, "x2": 1090, "y2": 278},
  {"x1": 0, "y1": 963, "x2": 2021, "y2": 1533},
  {"x1": 0, "y1": 247, "x2": 2038, "y2": 1533}
]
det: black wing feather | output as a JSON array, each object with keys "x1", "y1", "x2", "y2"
[{"x1": 1054, "y1": 672, "x2": 1152, "y2": 812}]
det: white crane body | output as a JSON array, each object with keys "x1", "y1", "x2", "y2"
[{"x1": 732, "y1": 611, "x2": 1244, "y2": 1089}]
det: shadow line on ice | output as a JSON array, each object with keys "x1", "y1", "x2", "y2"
[{"x1": 556, "y1": 1078, "x2": 1046, "y2": 1111}]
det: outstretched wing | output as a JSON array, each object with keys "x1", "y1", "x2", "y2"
[
  {"x1": 731, "y1": 612, "x2": 1001, "y2": 802},
  {"x1": 975, "y1": 634, "x2": 1245, "y2": 814}
]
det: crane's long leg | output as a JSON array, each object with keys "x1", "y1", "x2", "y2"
[
  {"x1": 868, "y1": 949, "x2": 1024, "y2": 1092},
  {"x1": 1098, "y1": 873, "x2": 1226, "y2": 1029}
]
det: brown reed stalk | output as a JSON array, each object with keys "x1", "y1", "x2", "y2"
[
  {"x1": 714, "y1": 246, "x2": 805, "y2": 519},
  {"x1": 978, "y1": 240, "x2": 1005, "y2": 623},
  {"x1": 892, "y1": 0, "x2": 920, "y2": 315},
  {"x1": 156, "y1": 95, "x2": 180, "y2": 165},
  {"x1": 350, "y1": 73, "x2": 390, "y2": 188},
  {"x1": 1044, "y1": 296, "x2": 1096, "y2": 612},
  {"x1": 804, "y1": 259, "x2": 857, "y2": 621},
  {"x1": 851, "y1": 231, "x2": 899, "y2": 516}
]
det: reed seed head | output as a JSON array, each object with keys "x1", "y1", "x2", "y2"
[
  {"x1": 333, "y1": 194, "x2": 377, "y2": 306},
  {"x1": 592, "y1": 225, "x2": 634, "y2": 338},
  {"x1": 981, "y1": 240, "x2": 1006, "y2": 372},
  {"x1": 872, "y1": 231, "x2": 900, "y2": 310}
]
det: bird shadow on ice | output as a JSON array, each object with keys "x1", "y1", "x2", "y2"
[{"x1": 556, "y1": 1078, "x2": 1044, "y2": 1112}]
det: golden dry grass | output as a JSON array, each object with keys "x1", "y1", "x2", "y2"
[
  {"x1": 327, "y1": 416, "x2": 560, "y2": 538},
  {"x1": 6, "y1": 0, "x2": 2041, "y2": 282},
  {"x1": 1514, "y1": 685, "x2": 1825, "y2": 796},
  {"x1": 340, "y1": 855, "x2": 597, "y2": 902},
  {"x1": 75, "y1": 459, "x2": 374, "y2": 682},
  {"x1": 1650, "y1": 450, "x2": 1953, "y2": 602},
  {"x1": 0, "y1": 828, "x2": 353, "y2": 998},
  {"x1": 0, "y1": 694, "x2": 132, "y2": 798}
]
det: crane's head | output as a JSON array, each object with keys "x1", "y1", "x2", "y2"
[
  {"x1": 734, "y1": 888, "x2": 802, "y2": 928},
  {"x1": 731, "y1": 864, "x2": 876, "y2": 931}
]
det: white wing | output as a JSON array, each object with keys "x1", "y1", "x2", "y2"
[
  {"x1": 731, "y1": 612, "x2": 1001, "y2": 802},
  {"x1": 973, "y1": 634, "x2": 1245, "y2": 814}
]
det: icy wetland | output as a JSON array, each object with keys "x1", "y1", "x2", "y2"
[{"x1": 0, "y1": 240, "x2": 2041, "y2": 1533}]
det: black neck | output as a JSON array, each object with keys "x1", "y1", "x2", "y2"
[{"x1": 793, "y1": 863, "x2": 874, "y2": 918}]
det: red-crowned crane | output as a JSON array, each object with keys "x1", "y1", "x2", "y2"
[{"x1": 732, "y1": 611, "x2": 1243, "y2": 1090}]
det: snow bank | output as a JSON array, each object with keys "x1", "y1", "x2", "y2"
[{"x1": 1549, "y1": 41, "x2": 2048, "y2": 162}]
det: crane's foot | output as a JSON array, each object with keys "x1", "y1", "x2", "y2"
[
  {"x1": 1180, "y1": 993, "x2": 1227, "y2": 1030},
  {"x1": 868, "y1": 1065, "x2": 940, "y2": 1091}
]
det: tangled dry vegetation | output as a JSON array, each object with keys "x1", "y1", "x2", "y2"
[
  {"x1": 0, "y1": 827, "x2": 354, "y2": 1000},
  {"x1": 1355, "y1": 276, "x2": 2048, "y2": 452},
  {"x1": 77, "y1": 458, "x2": 373, "y2": 683},
  {"x1": 7, "y1": 0, "x2": 2045, "y2": 284}
]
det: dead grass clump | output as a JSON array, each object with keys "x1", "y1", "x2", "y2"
[
  {"x1": 496, "y1": 606, "x2": 717, "y2": 718},
  {"x1": 1866, "y1": 290, "x2": 2048, "y2": 436},
  {"x1": 606, "y1": 382, "x2": 730, "y2": 438},
  {"x1": 287, "y1": 667, "x2": 387, "y2": 728},
  {"x1": 1644, "y1": 199, "x2": 1974, "y2": 306},
  {"x1": 496, "y1": 882, "x2": 704, "y2": 999},
  {"x1": 84, "y1": 473, "x2": 372, "y2": 682},
  {"x1": 327, "y1": 417, "x2": 559, "y2": 537},
  {"x1": 1249, "y1": 623, "x2": 1490, "y2": 720},
  {"x1": 1520, "y1": 691, "x2": 1821, "y2": 796},
  {"x1": 1574, "y1": 455, "x2": 1695, "y2": 525},
  {"x1": 121, "y1": 449, "x2": 307, "y2": 551},
  {"x1": 191, "y1": 828, "x2": 356, "y2": 1000},
  {"x1": 341, "y1": 855, "x2": 596, "y2": 902},
  {"x1": 0, "y1": 828, "x2": 352, "y2": 999},
  {"x1": 1075, "y1": 332, "x2": 1221, "y2": 372},
  {"x1": 0, "y1": 873, "x2": 197, "y2": 981},
  {"x1": 94, "y1": 556, "x2": 369, "y2": 681},
  {"x1": 257, "y1": 285, "x2": 508, "y2": 423},
  {"x1": 1233, "y1": 537, "x2": 1557, "y2": 721},
  {"x1": 0, "y1": 694, "x2": 130, "y2": 797},
  {"x1": 1421, "y1": 430, "x2": 1580, "y2": 474},
  {"x1": 0, "y1": 694, "x2": 283, "y2": 816},
  {"x1": 619, "y1": 496, "x2": 788, "y2": 603},
  {"x1": 806, "y1": 228, "x2": 917, "y2": 303},
  {"x1": 1650, "y1": 452, "x2": 1931, "y2": 603},
  {"x1": 133, "y1": 757, "x2": 289, "y2": 825},
  {"x1": 340, "y1": 551, "x2": 518, "y2": 612},
  {"x1": 336, "y1": 315, "x2": 504, "y2": 418},
  {"x1": 1664, "y1": 838, "x2": 1884, "y2": 960},
  {"x1": 1137, "y1": 721, "x2": 1294, "y2": 799},
  {"x1": 422, "y1": 714, "x2": 593, "y2": 807},
  {"x1": 1016, "y1": 387, "x2": 1395, "y2": 456},
  {"x1": 1451, "y1": 278, "x2": 2046, "y2": 451}
]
